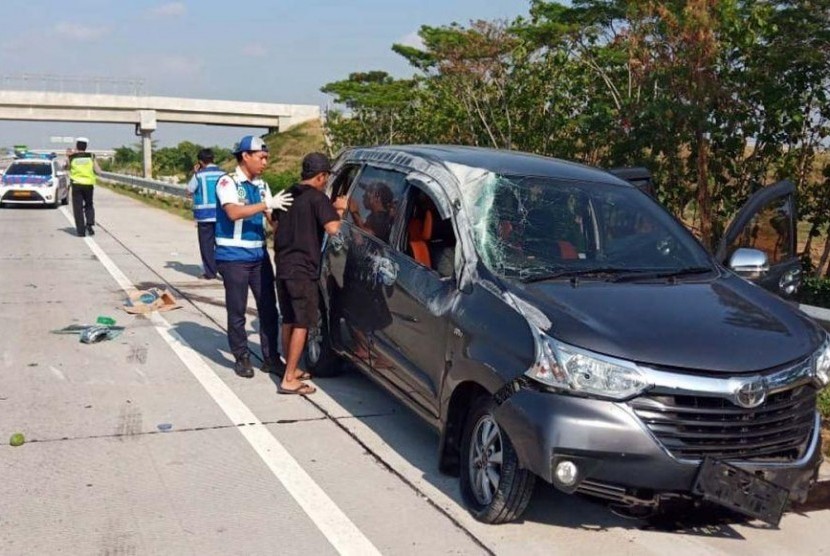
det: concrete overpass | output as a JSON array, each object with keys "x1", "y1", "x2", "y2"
[{"x1": 0, "y1": 90, "x2": 320, "y2": 177}]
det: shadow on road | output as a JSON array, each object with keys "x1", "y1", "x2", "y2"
[
  {"x1": 164, "y1": 261, "x2": 204, "y2": 278},
  {"x1": 172, "y1": 321, "x2": 235, "y2": 371},
  {"x1": 58, "y1": 226, "x2": 81, "y2": 237}
]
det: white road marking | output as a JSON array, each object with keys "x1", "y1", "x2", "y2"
[
  {"x1": 60, "y1": 207, "x2": 380, "y2": 556},
  {"x1": 49, "y1": 366, "x2": 67, "y2": 381}
]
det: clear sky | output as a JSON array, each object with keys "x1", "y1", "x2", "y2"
[{"x1": 0, "y1": 0, "x2": 530, "y2": 150}]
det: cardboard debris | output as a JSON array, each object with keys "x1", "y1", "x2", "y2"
[{"x1": 123, "y1": 288, "x2": 182, "y2": 314}]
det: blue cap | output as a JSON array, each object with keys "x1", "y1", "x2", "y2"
[{"x1": 233, "y1": 135, "x2": 268, "y2": 154}]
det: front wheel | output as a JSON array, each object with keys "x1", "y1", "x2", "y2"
[{"x1": 460, "y1": 397, "x2": 536, "y2": 524}]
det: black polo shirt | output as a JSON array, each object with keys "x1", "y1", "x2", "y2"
[{"x1": 274, "y1": 183, "x2": 339, "y2": 279}]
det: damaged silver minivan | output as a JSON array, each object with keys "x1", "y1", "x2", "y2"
[{"x1": 309, "y1": 145, "x2": 828, "y2": 525}]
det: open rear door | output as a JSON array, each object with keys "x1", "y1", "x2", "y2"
[{"x1": 715, "y1": 180, "x2": 801, "y2": 298}]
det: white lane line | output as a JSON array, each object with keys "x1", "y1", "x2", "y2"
[{"x1": 60, "y1": 207, "x2": 380, "y2": 556}]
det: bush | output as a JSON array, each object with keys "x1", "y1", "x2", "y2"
[
  {"x1": 262, "y1": 170, "x2": 297, "y2": 193},
  {"x1": 820, "y1": 387, "x2": 830, "y2": 419},
  {"x1": 796, "y1": 276, "x2": 830, "y2": 309}
]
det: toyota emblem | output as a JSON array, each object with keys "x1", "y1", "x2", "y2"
[{"x1": 734, "y1": 379, "x2": 767, "y2": 408}]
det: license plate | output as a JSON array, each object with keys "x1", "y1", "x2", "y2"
[
  {"x1": 693, "y1": 458, "x2": 789, "y2": 525},
  {"x1": 12, "y1": 191, "x2": 32, "y2": 197}
]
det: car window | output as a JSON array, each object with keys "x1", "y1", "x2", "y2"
[
  {"x1": 330, "y1": 163, "x2": 361, "y2": 199},
  {"x1": 399, "y1": 184, "x2": 458, "y2": 278},
  {"x1": 462, "y1": 173, "x2": 712, "y2": 282},
  {"x1": 5, "y1": 163, "x2": 51, "y2": 176},
  {"x1": 726, "y1": 194, "x2": 793, "y2": 265},
  {"x1": 345, "y1": 166, "x2": 407, "y2": 244}
]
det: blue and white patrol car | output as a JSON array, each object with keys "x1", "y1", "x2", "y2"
[{"x1": 0, "y1": 154, "x2": 69, "y2": 208}]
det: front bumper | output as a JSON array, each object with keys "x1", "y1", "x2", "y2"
[
  {"x1": 0, "y1": 187, "x2": 55, "y2": 204},
  {"x1": 494, "y1": 389, "x2": 823, "y2": 503}
]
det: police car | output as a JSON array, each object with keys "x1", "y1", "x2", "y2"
[{"x1": 0, "y1": 154, "x2": 69, "y2": 208}]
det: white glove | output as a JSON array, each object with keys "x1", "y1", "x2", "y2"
[{"x1": 264, "y1": 187, "x2": 293, "y2": 211}]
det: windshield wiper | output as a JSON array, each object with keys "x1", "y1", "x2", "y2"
[
  {"x1": 522, "y1": 267, "x2": 631, "y2": 283},
  {"x1": 608, "y1": 266, "x2": 713, "y2": 283}
]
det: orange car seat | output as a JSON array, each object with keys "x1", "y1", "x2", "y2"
[{"x1": 408, "y1": 210, "x2": 434, "y2": 267}]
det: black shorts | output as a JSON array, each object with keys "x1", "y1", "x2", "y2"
[{"x1": 276, "y1": 279, "x2": 318, "y2": 328}]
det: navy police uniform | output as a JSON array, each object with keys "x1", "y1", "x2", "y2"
[
  {"x1": 215, "y1": 167, "x2": 279, "y2": 367},
  {"x1": 187, "y1": 164, "x2": 224, "y2": 278}
]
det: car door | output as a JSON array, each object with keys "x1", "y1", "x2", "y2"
[
  {"x1": 333, "y1": 165, "x2": 408, "y2": 371},
  {"x1": 370, "y1": 180, "x2": 457, "y2": 418},
  {"x1": 715, "y1": 180, "x2": 800, "y2": 298},
  {"x1": 320, "y1": 162, "x2": 369, "y2": 363}
]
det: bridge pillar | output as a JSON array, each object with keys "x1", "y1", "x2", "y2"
[
  {"x1": 137, "y1": 110, "x2": 157, "y2": 178},
  {"x1": 141, "y1": 130, "x2": 153, "y2": 178}
]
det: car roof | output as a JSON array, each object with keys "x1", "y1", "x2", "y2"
[
  {"x1": 351, "y1": 145, "x2": 631, "y2": 187},
  {"x1": 11, "y1": 158, "x2": 51, "y2": 163}
]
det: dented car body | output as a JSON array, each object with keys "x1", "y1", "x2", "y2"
[{"x1": 309, "y1": 145, "x2": 828, "y2": 524}]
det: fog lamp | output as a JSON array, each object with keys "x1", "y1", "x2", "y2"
[{"x1": 555, "y1": 460, "x2": 579, "y2": 487}]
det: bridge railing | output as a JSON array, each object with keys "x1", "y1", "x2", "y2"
[{"x1": 100, "y1": 171, "x2": 188, "y2": 198}]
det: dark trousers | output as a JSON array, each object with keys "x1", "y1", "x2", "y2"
[
  {"x1": 217, "y1": 257, "x2": 279, "y2": 361},
  {"x1": 71, "y1": 184, "x2": 94, "y2": 235},
  {"x1": 196, "y1": 222, "x2": 217, "y2": 278}
]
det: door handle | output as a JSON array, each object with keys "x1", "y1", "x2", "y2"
[
  {"x1": 375, "y1": 258, "x2": 398, "y2": 286},
  {"x1": 327, "y1": 233, "x2": 345, "y2": 252}
]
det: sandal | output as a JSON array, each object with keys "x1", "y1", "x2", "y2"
[
  {"x1": 278, "y1": 383, "x2": 317, "y2": 396},
  {"x1": 296, "y1": 371, "x2": 312, "y2": 381}
]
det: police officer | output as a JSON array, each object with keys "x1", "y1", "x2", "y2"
[
  {"x1": 186, "y1": 148, "x2": 224, "y2": 279},
  {"x1": 68, "y1": 137, "x2": 102, "y2": 237},
  {"x1": 215, "y1": 135, "x2": 293, "y2": 378}
]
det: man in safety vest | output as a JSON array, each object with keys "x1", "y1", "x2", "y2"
[
  {"x1": 215, "y1": 135, "x2": 293, "y2": 378},
  {"x1": 186, "y1": 148, "x2": 224, "y2": 279},
  {"x1": 68, "y1": 137, "x2": 102, "y2": 237}
]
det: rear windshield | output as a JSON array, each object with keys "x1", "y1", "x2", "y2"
[
  {"x1": 5, "y1": 163, "x2": 52, "y2": 177},
  {"x1": 461, "y1": 172, "x2": 712, "y2": 282}
]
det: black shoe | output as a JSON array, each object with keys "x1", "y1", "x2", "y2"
[
  {"x1": 86, "y1": 225, "x2": 95, "y2": 236},
  {"x1": 234, "y1": 355, "x2": 254, "y2": 378},
  {"x1": 77, "y1": 231, "x2": 86, "y2": 237},
  {"x1": 260, "y1": 356, "x2": 286, "y2": 376}
]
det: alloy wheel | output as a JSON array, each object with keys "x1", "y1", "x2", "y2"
[{"x1": 468, "y1": 414, "x2": 504, "y2": 506}]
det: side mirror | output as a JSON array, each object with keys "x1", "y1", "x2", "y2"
[{"x1": 728, "y1": 248, "x2": 769, "y2": 279}]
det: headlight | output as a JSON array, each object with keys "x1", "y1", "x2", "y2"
[
  {"x1": 525, "y1": 330, "x2": 651, "y2": 400},
  {"x1": 812, "y1": 336, "x2": 830, "y2": 387}
]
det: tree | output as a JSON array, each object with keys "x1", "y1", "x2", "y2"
[
  {"x1": 321, "y1": 0, "x2": 830, "y2": 260},
  {"x1": 321, "y1": 71, "x2": 417, "y2": 150}
]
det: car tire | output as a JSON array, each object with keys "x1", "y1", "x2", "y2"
[
  {"x1": 460, "y1": 396, "x2": 536, "y2": 524},
  {"x1": 304, "y1": 298, "x2": 345, "y2": 378}
]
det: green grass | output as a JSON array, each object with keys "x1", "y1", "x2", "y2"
[{"x1": 221, "y1": 119, "x2": 327, "y2": 181}]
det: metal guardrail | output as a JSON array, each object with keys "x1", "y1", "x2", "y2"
[{"x1": 100, "y1": 171, "x2": 188, "y2": 198}]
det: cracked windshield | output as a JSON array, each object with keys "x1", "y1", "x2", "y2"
[{"x1": 464, "y1": 172, "x2": 713, "y2": 282}]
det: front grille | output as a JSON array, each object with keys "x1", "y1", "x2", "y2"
[{"x1": 629, "y1": 385, "x2": 816, "y2": 462}]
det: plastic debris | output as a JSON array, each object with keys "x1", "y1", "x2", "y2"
[
  {"x1": 9, "y1": 433, "x2": 24, "y2": 447},
  {"x1": 80, "y1": 325, "x2": 123, "y2": 344},
  {"x1": 51, "y1": 323, "x2": 125, "y2": 343},
  {"x1": 123, "y1": 288, "x2": 181, "y2": 314},
  {"x1": 96, "y1": 316, "x2": 116, "y2": 326}
]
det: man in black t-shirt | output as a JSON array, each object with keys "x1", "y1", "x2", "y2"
[{"x1": 272, "y1": 152, "x2": 347, "y2": 395}]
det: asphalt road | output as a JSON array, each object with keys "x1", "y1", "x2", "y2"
[{"x1": 0, "y1": 187, "x2": 828, "y2": 555}]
